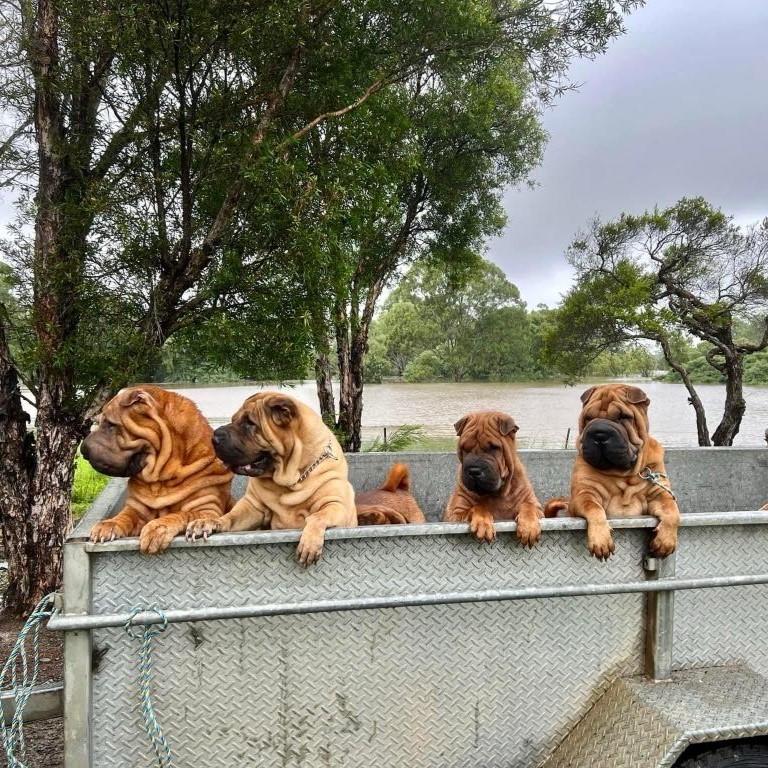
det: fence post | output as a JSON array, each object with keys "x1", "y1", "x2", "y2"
[
  {"x1": 63, "y1": 541, "x2": 93, "y2": 767},
  {"x1": 643, "y1": 553, "x2": 675, "y2": 681}
]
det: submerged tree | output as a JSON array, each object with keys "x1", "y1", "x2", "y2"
[{"x1": 546, "y1": 198, "x2": 768, "y2": 446}]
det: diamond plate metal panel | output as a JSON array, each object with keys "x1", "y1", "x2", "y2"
[
  {"x1": 68, "y1": 449, "x2": 768, "y2": 767},
  {"x1": 92, "y1": 596, "x2": 644, "y2": 768},
  {"x1": 88, "y1": 529, "x2": 647, "y2": 766},
  {"x1": 90, "y1": 527, "x2": 650, "y2": 616},
  {"x1": 541, "y1": 666, "x2": 768, "y2": 768},
  {"x1": 675, "y1": 525, "x2": 768, "y2": 677}
]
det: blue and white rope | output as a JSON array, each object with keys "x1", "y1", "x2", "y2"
[
  {"x1": 0, "y1": 593, "x2": 57, "y2": 767},
  {"x1": 124, "y1": 606, "x2": 174, "y2": 767}
]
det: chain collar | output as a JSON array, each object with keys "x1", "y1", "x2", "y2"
[
  {"x1": 639, "y1": 466, "x2": 676, "y2": 500},
  {"x1": 296, "y1": 440, "x2": 337, "y2": 484}
]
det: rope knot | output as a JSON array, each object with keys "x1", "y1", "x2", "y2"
[{"x1": 639, "y1": 466, "x2": 677, "y2": 500}]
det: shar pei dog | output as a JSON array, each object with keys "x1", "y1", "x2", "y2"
[
  {"x1": 442, "y1": 411, "x2": 542, "y2": 546},
  {"x1": 186, "y1": 392, "x2": 356, "y2": 565},
  {"x1": 356, "y1": 463, "x2": 426, "y2": 525},
  {"x1": 545, "y1": 384, "x2": 680, "y2": 559},
  {"x1": 83, "y1": 386, "x2": 233, "y2": 553}
]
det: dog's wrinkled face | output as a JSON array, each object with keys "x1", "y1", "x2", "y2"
[
  {"x1": 212, "y1": 393, "x2": 297, "y2": 477},
  {"x1": 455, "y1": 411, "x2": 519, "y2": 495},
  {"x1": 80, "y1": 389, "x2": 153, "y2": 477},
  {"x1": 578, "y1": 384, "x2": 650, "y2": 472}
]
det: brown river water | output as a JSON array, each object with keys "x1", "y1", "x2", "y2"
[{"x1": 171, "y1": 380, "x2": 768, "y2": 448}]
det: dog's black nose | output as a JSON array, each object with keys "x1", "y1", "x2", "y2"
[
  {"x1": 212, "y1": 428, "x2": 227, "y2": 447},
  {"x1": 591, "y1": 429, "x2": 610, "y2": 444},
  {"x1": 467, "y1": 466, "x2": 484, "y2": 477}
]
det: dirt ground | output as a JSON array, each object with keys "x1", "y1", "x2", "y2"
[{"x1": 0, "y1": 570, "x2": 64, "y2": 768}]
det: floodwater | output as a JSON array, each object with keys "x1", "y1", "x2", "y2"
[{"x1": 171, "y1": 380, "x2": 768, "y2": 448}]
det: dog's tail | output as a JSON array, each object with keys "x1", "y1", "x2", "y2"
[
  {"x1": 380, "y1": 462, "x2": 411, "y2": 493},
  {"x1": 543, "y1": 497, "x2": 569, "y2": 518}
]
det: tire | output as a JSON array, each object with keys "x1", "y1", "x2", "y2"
[{"x1": 674, "y1": 738, "x2": 768, "y2": 767}]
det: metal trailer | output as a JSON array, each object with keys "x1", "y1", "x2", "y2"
[{"x1": 52, "y1": 447, "x2": 768, "y2": 768}]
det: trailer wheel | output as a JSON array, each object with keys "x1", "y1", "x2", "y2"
[{"x1": 674, "y1": 738, "x2": 768, "y2": 767}]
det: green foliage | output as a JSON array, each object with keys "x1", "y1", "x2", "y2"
[
  {"x1": 404, "y1": 350, "x2": 445, "y2": 382},
  {"x1": 745, "y1": 350, "x2": 768, "y2": 384},
  {"x1": 545, "y1": 197, "x2": 768, "y2": 444},
  {"x1": 589, "y1": 345, "x2": 657, "y2": 378},
  {"x1": 71, "y1": 454, "x2": 109, "y2": 520},
  {"x1": 374, "y1": 301, "x2": 438, "y2": 377},
  {"x1": 662, "y1": 348, "x2": 768, "y2": 385},
  {"x1": 546, "y1": 198, "x2": 768, "y2": 382},
  {"x1": 370, "y1": 256, "x2": 659, "y2": 383},
  {"x1": 363, "y1": 424, "x2": 426, "y2": 453}
]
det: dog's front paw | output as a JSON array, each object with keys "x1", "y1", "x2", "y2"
[
  {"x1": 90, "y1": 519, "x2": 128, "y2": 544},
  {"x1": 516, "y1": 515, "x2": 541, "y2": 548},
  {"x1": 139, "y1": 520, "x2": 178, "y2": 555},
  {"x1": 185, "y1": 518, "x2": 222, "y2": 543},
  {"x1": 469, "y1": 509, "x2": 496, "y2": 543},
  {"x1": 650, "y1": 522, "x2": 677, "y2": 557},
  {"x1": 587, "y1": 522, "x2": 615, "y2": 560},
  {"x1": 296, "y1": 527, "x2": 325, "y2": 567}
]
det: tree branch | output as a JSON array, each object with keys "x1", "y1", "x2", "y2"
[{"x1": 276, "y1": 76, "x2": 389, "y2": 150}]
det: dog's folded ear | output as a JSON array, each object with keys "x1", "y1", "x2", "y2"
[
  {"x1": 119, "y1": 388, "x2": 153, "y2": 408},
  {"x1": 268, "y1": 395, "x2": 298, "y2": 426},
  {"x1": 624, "y1": 385, "x2": 650, "y2": 407},
  {"x1": 580, "y1": 386, "x2": 597, "y2": 405},
  {"x1": 454, "y1": 415, "x2": 470, "y2": 436},
  {"x1": 498, "y1": 415, "x2": 519, "y2": 436}
]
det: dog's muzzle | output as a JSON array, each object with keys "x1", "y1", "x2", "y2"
[
  {"x1": 581, "y1": 418, "x2": 639, "y2": 471},
  {"x1": 462, "y1": 457, "x2": 503, "y2": 495},
  {"x1": 80, "y1": 435, "x2": 146, "y2": 477},
  {"x1": 212, "y1": 425, "x2": 275, "y2": 477}
]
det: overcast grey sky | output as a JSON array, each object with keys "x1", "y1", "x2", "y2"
[{"x1": 488, "y1": 0, "x2": 768, "y2": 307}]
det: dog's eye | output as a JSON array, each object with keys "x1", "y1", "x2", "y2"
[
  {"x1": 618, "y1": 413, "x2": 632, "y2": 421},
  {"x1": 488, "y1": 443, "x2": 501, "y2": 451}
]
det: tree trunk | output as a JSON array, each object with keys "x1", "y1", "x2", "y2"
[
  {"x1": 314, "y1": 350, "x2": 336, "y2": 428},
  {"x1": 711, "y1": 355, "x2": 746, "y2": 446},
  {"x1": 0, "y1": 327, "x2": 36, "y2": 613},
  {"x1": 337, "y1": 334, "x2": 365, "y2": 452},
  {"x1": 659, "y1": 336, "x2": 711, "y2": 446}
]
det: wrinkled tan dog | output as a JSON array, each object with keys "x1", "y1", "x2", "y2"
[
  {"x1": 356, "y1": 463, "x2": 426, "y2": 525},
  {"x1": 83, "y1": 387, "x2": 233, "y2": 553},
  {"x1": 545, "y1": 384, "x2": 680, "y2": 559},
  {"x1": 186, "y1": 392, "x2": 356, "y2": 565},
  {"x1": 443, "y1": 411, "x2": 542, "y2": 545}
]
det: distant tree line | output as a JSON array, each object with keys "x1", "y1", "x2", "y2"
[
  {"x1": 365, "y1": 256, "x2": 657, "y2": 383},
  {"x1": 148, "y1": 254, "x2": 663, "y2": 386}
]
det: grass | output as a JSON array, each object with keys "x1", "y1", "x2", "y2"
[
  {"x1": 71, "y1": 454, "x2": 109, "y2": 520},
  {"x1": 407, "y1": 434, "x2": 456, "y2": 452},
  {"x1": 362, "y1": 427, "x2": 457, "y2": 453}
]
